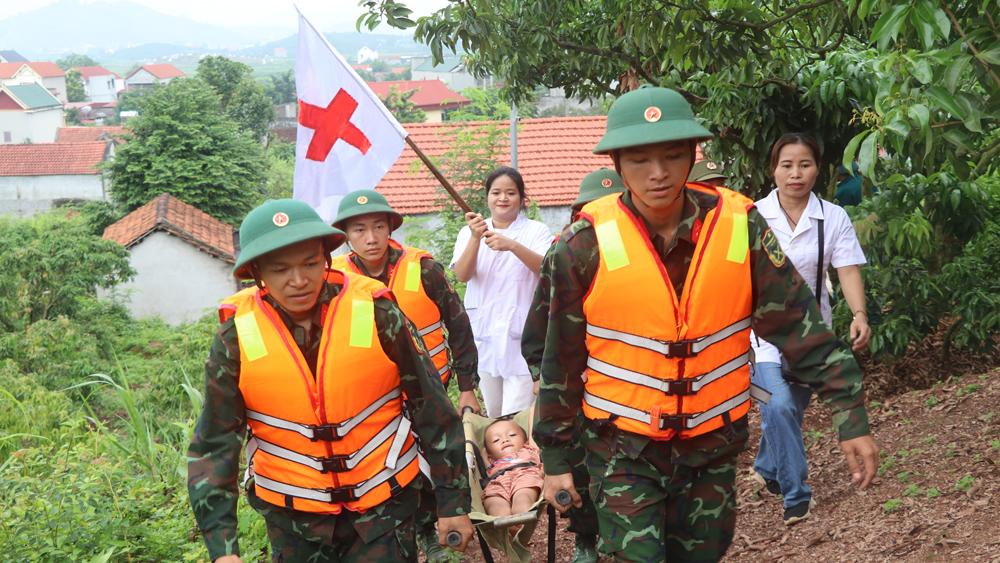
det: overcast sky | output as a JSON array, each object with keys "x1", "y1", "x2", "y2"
[{"x1": 0, "y1": 0, "x2": 450, "y2": 30}]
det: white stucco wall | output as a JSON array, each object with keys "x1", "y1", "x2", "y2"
[
  {"x1": 1, "y1": 108, "x2": 63, "y2": 143},
  {"x1": 42, "y1": 76, "x2": 67, "y2": 103},
  {"x1": 109, "y1": 231, "x2": 240, "y2": 325},
  {"x1": 125, "y1": 69, "x2": 174, "y2": 90},
  {"x1": 0, "y1": 173, "x2": 104, "y2": 217},
  {"x1": 84, "y1": 74, "x2": 118, "y2": 103}
]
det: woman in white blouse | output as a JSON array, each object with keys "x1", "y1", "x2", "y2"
[
  {"x1": 750, "y1": 134, "x2": 872, "y2": 527},
  {"x1": 451, "y1": 167, "x2": 554, "y2": 418}
]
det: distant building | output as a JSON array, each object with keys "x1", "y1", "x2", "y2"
[
  {"x1": 124, "y1": 64, "x2": 185, "y2": 91},
  {"x1": 0, "y1": 62, "x2": 68, "y2": 102},
  {"x1": 274, "y1": 47, "x2": 288, "y2": 58},
  {"x1": 357, "y1": 46, "x2": 378, "y2": 64},
  {"x1": 102, "y1": 193, "x2": 240, "y2": 325},
  {"x1": 351, "y1": 64, "x2": 372, "y2": 72},
  {"x1": 0, "y1": 141, "x2": 110, "y2": 218},
  {"x1": 56, "y1": 126, "x2": 126, "y2": 155},
  {"x1": 366, "y1": 79, "x2": 470, "y2": 123},
  {"x1": 411, "y1": 57, "x2": 490, "y2": 92},
  {"x1": 72, "y1": 66, "x2": 123, "y2": 103},
  {"x1": 0, "y1": 83, "x2": 64, "y2": 144},
  {"x1": 0, "y1": 50, "x2": 28, "y2": 63}
]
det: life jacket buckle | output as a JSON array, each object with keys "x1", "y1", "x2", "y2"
[
  {"x1": 309, "y1": 424, "x2": 344, "y2": 442},
  {"x1": 663, "y1": 379, "x2": 694, "y2": 396},
  {"x1": 323, "y1": 485, "x2": 358, "y2": 503},
  {"x1": 319, "y1": 455, "x2": 350, "y2": 474},
  {"x1": 666, "y1": 341, "x2": 695, "y2": 358},
  {"x1": 658, "y1": 413, "x2": 687, "y2": 431}
]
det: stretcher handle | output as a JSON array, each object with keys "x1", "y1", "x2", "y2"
[
  {"x1": 493, "y1": 512, "x2": 539, "y2": 529},
  {"x1": 446, "y1": 531, "x2": 462, "y2": 547},
  {"x1": 555, "y1": 489, "x2": 572, "y2": 506},
  {"x1": 462, "y1": 406, "x2": 475, "y2": 415}
]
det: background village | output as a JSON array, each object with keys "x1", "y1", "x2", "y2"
[{"x1": 2, "y1": 1, "x2": 1000, "y2": 562}]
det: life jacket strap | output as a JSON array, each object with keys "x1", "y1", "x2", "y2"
[
  {"x1": 418, "y1": 320, "x2": 443, "y2": 337},
  {"x1": 587, "y1": 351, "x2": 751, "y2": 396},
  {"x1": 253, "y1": 441, "x2": 420, "y2": 504},
  {"x1": 583, "y1": 388, "x2": 751, "y2": 431},
  {"x1": 586, "y1": 316, "x2": 752, "y2": 358},
  {"x1": 427, "y1": 341, "x2": 447, "y2": 358},
  {"x1": 251, "y1": 414, "x2": 411, "y2": 474},
  {"x1": 246, "y1": 387, "x2": 402, "y2": 442}
]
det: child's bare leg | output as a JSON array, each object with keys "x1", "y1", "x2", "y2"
[
  {"x1": 506, "y1": 487, "x2": 541, "y2": 540},
  {"x1": 483, "y1": 496, "x2": 513, "y2": 518}
]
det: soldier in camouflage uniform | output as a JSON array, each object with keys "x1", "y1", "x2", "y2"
[
  {"x1": 523, "y1": 168, "x2": 626, "y2": 563},
  {"x1": 331, "y1": 190, "x2": 481, "y2": 562},
  {"x1": 532, "y1": 86, "x2": 880, "y2": 563},
  {"x1": 187, "y1": 199, "x2": 473, "y2": 563}
]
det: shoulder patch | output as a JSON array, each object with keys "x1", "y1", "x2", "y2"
[{"x1": 761, "y1": 228, "x2": 786, "y2": 268}]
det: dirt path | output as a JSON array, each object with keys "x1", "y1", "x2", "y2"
[{"x1": 453, "y1": 367, "x2": 1000, "y2": 563}]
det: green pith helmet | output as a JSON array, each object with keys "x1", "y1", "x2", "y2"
[
  {"x1": 593, "y1": 85, "x2": 713, "y2": 155},
  {"x1": 332, "y1": 189, "x2": 403, "y2": 232},
  {"x1": 572, "y1": 168, "x2": 626, "y2": 210},
  {"x1": 232, "y1": 199, "x2": 346, "y2": 280},
  {"x1": 688, "y1": 161, "x2": 727, "y2": 182}
]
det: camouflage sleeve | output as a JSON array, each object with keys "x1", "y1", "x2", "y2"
[
  {"x1": 522, "y1": 245, "x2": 555, "y2": 382},
  {"x1": 533, "y1": 220, "x2": 600, "y2": 475},
  {"x1": 187, "y1": 320, "x2": 247, "y2": 561},
  {"x1": 374, "y1": 295, "x2": 471, "y2": 517},
  {"x1": 420, "y1": 256, "x2": 479, "y2": 392},
  {"x1": 748, "y1": 209, "x2": 870, "y2": 441}
]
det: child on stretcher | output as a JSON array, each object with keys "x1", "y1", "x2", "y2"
[{"x1": 481, "y1": 420, "x2": 544, "y2": 537}]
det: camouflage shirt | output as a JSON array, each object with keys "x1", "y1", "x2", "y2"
[
  {"x1": 529, "y1": 188, "x2": 870, "y2": 475},
  {"x1": 187, "y1": 280, "x2": 470, "y2": 561},
  {"x1": 348, "y1": 244, "x2": 479, "y2": 391}
]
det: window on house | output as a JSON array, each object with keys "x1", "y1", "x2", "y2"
[{"x1": 3, "y1": 132, "x2": 11, "y2": 143}]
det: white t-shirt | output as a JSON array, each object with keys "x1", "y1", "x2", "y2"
[
  {"x1": 450, "y1": 215, "x2": 554, "y2": 378},
  {"x1": 750, "y1": 190, "x2": 867, "y2": 364}
]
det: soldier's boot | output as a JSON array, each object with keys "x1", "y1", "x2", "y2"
[
  {"x1": 416, "y1": 522, "x2": 449, "y2": 562},
  {"x1": 572, "y1": 533, "x2": 599, "y2": 563}
]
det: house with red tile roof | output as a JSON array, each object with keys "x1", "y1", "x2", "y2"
[
  {"x1": 0, "y1": 61, "x2": 68, "y2": 102},
  {"x1": 72, "y1": 66, "x2": 123, "y2": 103},
  {"x1": 366, "y1": 79, "x2": 470, "y2": 123},
  {"x1": 56, "y1": 125, "x2": 128, "y2": 144},
  {"x1": 102, "y1": 193, "x2": 240, "y2": 324},
  {"x1": 0, "y1": 83, "x2": 64, "y2": 144},
  {"x1": 124, "y1": 64, "x2": 185, "y2": 92},
  {"x1": 0, "y1": 141, "x2": 110, "y2": 218}
]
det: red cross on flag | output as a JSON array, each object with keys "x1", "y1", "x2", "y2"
[{"x1": 293, "y1": 9, "x2": 407, "y2": 223}]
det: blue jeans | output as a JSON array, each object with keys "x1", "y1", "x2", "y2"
[{"x1": 750, "y1": 361, "x2": 813, "y2": 508}]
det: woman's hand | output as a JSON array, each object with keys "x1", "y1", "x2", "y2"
[
  {"x1": 850, "y1": 314, "x2": 871, "y2": 352},
  {"x1": 483, "y1": 230, "x2": 518, "y2": 252},
  {"x1": 465, "y1": 212, "x2": 488, "y2": 239}
]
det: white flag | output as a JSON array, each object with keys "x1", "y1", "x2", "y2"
[{"x1": 292, "y1": 9, "x2": 408, "y2": 223}]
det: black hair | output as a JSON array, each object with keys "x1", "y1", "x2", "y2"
[{"x1": 484, "y1": 166, "x2": 528, "y2": 211}]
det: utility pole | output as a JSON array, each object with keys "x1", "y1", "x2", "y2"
[{"x1": 510, "y1": 101, "x2": 518, "y2": 169}]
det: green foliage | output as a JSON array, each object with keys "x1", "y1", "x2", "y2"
[
  {"x1": 448, "y1": 86, "x2": 538, "y2": 122},
  {"x1": 882, "y1": 498, "x2": 903, "y2": 512},
  {"x1": 263, "y1": 69, "x2": 296, "y2": 105},
  {"x1": 197, "y1": 56, "x2": 274, "y2": 142},
  {"x1": 65, "y1": 106, "x2": 84, "y2": 125},
  {"x1": 259, "y1": 140, "x2": 296, "y2": 203},
  {"x1": 954, "y1": 475, "x2": 976, "y2": 491},
  {"x1": 66, "y1": 69, "x2": 87, "y2": 103},
  {"x1": 902, "y1": 484, "x2": 924, "y2": 497},
  {"x1": 115, "y1": 87, "x2": 155, "y2": 114},
  {"x1": 55, "y1": 53, "x2": 100, "y2": 71},
  {"x1": 380, "y1": 85, "x2": 427, "y2": 123},
  {"x1": 0, "y1": 361, "x2": 83, "y2": 461},
  {"x1": 105, "y1": 78, "x2": 266, "y2": 226}
]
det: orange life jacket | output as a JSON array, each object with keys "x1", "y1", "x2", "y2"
[
  {"x1": 329, "y1": 240, "x2": 451, "y2": 384},
  {"x1": 219, "y1": 270, "x2": 421, "y2": 513},
  {"x1": 578, "y1": 185, "x2": 756, "y2": 440}
]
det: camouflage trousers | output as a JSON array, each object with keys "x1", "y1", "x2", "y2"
[
  {"x1": 416, "y1": 474, "x2": 437, "y2": 529},
  {"x1": 264, "y1": 515, "x2": 417, "y2": 563},
  {"x1": 566, "y1": 411, "x2": 599, "y2": 537},
  {"x1": 581, "y1": 427, "x2": 739, "y2": 563}
]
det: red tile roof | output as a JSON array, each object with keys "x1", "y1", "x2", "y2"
[
  {"x1": 127, "y1": 63, "x2": 186, "y2": 80},
  {"x1": 0, "y1": 62, "x2": 25, "y2": 79},
  {"x1": 56, "y1": 126, "x2": 129, "y2": 143},
  {"x1": 352, "y1": 64, "x2": 372, "y2": 71},
  {"x1": 73, "y1": 66, "x2": 122, "y2": 79},
  {"x1": 366, "y1": 79, "x2": 470, "y2": 111},
  {"x1": 376, "y1": 116, "x2": 611, "y2": 214},
  {"x1": 0, "y1": 142, "x2": 107, "y2": 176},
  {"x1": 103, "y1": 193, "x2": 235, "y2": 263},
  {"x1": 25, "y1": 62, "x2": 66, "y2": 77}
]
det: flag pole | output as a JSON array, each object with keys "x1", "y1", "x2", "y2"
[{"x1": 405, "y1": 135, "x2": 472, "y2": 214}]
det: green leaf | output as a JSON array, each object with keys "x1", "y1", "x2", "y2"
[
  {"x1": 859, "y1": 132, "x2": 879, "y2": 178},
  {"x1": 942, "y1": 128, "x2": 974, "y2": 151},
  {"x1": 870, "y1": 4, "x2": 909, "y2": 45},
  {"x1": 924, "y1": 125, "x2": 934, "y2": 159},
  {"x1": 924, "y1": 85, "x2": 966, "y2": 118},
  {"x1": 884, "y1": 120, "x2": 910, "y2": 136},
  {"x1": 905, "y1": 56, "x2": 934, "y2": 84},
  {"x1": 932, "y1": 8, "x2": 950, "y2": 41},
  {"x1": 836, "y1": 81, "x2": 846, "y2": 104},
  {"x1": 944, "y1": 56, "x2": 972, "y2": 94},
  {"x1": 964, "y1": 111, "x2": 983, "y2": 133},
  {"x1": 979, "y1": 45, "x2": 1000, "y2": 66},
  {"x1": 843, "y1": 130, "x2": 868, "y2": 172},
  {"x1": 909, "y1": 104, "x2": 930, "y2": 134}
]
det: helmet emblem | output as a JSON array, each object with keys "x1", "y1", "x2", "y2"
[
  {"x1": 272, "y1": 212, "x2": 289, "y2": 227},
  {"x1": 644, "y1": 106, "x2": 661, "y2": 122},
  {"x1": 707, "y1": 162, "x2": 718, "y2": 170},
  {"x1": 357, "y1": 196, "x2": 369, "y2": 204},
  {"x1": 601, "y1": 178, "x2": 613, "y2": 188}
]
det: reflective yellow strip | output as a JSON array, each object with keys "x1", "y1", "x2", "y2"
[
  {"x1": 726, "y1": 213, "x2": 749, "y2": 263},
  {"x1": 350, "y1": 299, "x2": 375, "y2": 348},
  {"x1": 234, "y1": 313, "x2": 268, "y2": 362},
  {"x1": 596, "y1": 219, "x2": 630, "y2": 271},
  {"x1": 404, "y1": 261, "x2": 420, "y2": 292}
]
